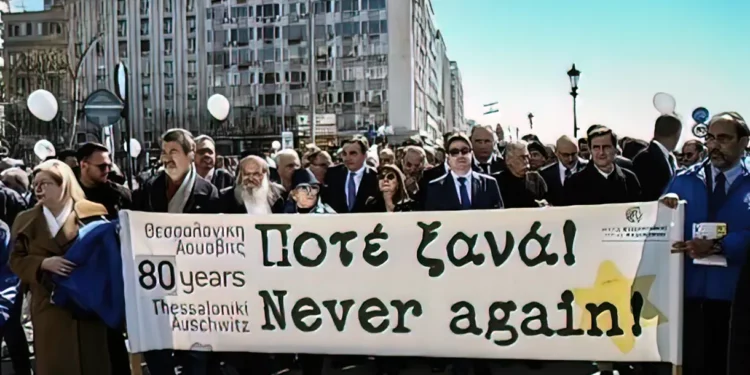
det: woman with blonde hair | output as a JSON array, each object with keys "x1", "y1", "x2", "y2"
[{"x1": 10, "y1": 159, "x2": 112, "y2": 375}]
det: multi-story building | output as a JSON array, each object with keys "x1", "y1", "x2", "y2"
[
  {"x1": 61, "y1": 0, "x2": 457, "y2": 154},
  {"x1": 449, "y1": 60, "x2": 465, "y2": 132},
  {"x1": 1, "y1": 3, "x2": 71, "y2": 155}
]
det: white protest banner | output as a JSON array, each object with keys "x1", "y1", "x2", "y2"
[{"x1": 120, "y1": 202, "x2": 684, "y2": 363}]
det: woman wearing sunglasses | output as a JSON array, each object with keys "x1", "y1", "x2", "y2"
[
  {"x1": 284, "y1": 168, "x2": 335, "y2": 214},
  {"x1": 365, "y1": 164, "x2": 415, "y2": 213}
]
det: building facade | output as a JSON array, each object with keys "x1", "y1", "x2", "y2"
[
  {"x1": 5, "y1": 0, "x2": 459, "y2": 155},
  {"x1": 1, "y1": 4, "x2": 72, "y2": 156},
  {"x1": 449, "y1": 60, "x2": 465, "y2": 132}
]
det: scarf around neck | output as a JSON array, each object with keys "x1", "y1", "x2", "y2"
[{"x1": 168, "y1": 165, "x2": 197, "y2": 213}]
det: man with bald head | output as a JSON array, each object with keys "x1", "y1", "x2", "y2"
[
  {"x1": 219, "y1": 155, "x2": 285, "y2": 214},
  {"x1": 539, "y1": 135, "x2": 587, "y2": 206},
  {"x1": 275, "y1": 149, "x2": 301, "y2": 192}
]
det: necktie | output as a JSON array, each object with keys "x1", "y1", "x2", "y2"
[
  {"x1": 480, "y1": 163, "x2": 490, "y2": 174},
  {"x1": 709, "y1": 172, "x2": 727, "y2": 220},
  {"x1": 564, "y1": 168, "x2": 572, "y2": 183},
  {"x1": 347, "y1": 172, "x2": 356, "y2": 211},
  {"x1": 668, "y1": 154, "x2": 676, "y2": 174},
  {"x1": 458, "y1": 177, "x2": 471, "y2": 210}
]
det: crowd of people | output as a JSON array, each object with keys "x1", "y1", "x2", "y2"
[{"x1": 0, "y1": 111, "x2": 747, "y2": 375}]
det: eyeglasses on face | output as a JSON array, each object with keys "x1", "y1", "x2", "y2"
[
  {"x1": 448, "y1": 147, "x2": 471, "y2": 156},
  {"x1": 92, "y1": 163, "x2": 112, "y2": 172},
  {"x1": 295, "y1": 185, "x2": 320, "y2": 194},
  {"x1": 378, "y1": 173, "x2": 396, "y2": 181}
]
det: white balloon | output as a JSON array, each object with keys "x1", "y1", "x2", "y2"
[
  {"x1": 653, "y1": 92, "x2": 676, "y2": 115},
  {"x1": 207, "y1": 94, "x2": 230, "y2": 121},
  {"x1": 271, "y1": 141, "x2": 281, "y2": 151},
  {"x1": 34, "y1": 139, "x2": 56, "y2": 160},
  {"x1": 124, "y1": 138, "x2": 142, "y2": 158},
  {"x1": 27, "y1": 90, "x2": 59, "y2": 122}
]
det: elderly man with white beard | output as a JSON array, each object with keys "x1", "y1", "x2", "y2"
[{"x1": 219, "y1": 155, "x2": 286, "y2": 214}]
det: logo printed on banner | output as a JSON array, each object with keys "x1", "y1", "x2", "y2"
[{"x1": 625, "y1": 207, "x2": 643, "y2": 223}]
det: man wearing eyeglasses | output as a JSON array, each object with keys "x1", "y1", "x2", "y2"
[
  {"x1": 680, "y1": 140, "x2": 705, "y2": 168},
  {"x1": 424, "y1": 133, "x2": 503, "y2": 212},
  {"x1": 76, "y1": 142, "x2": 131, "y2": 220},
  {"x1": 662, "y1": 112, "x2": 750, "y2": 375}
]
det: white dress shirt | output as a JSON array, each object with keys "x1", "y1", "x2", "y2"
[
  {"x1": 558, "y1": 162, "x2": 578, "y2": 185},
  {"x1": 345, "y1": 164, "x2": 366, "y2": 208},
  {"x1": 43, "y1": 200, "x2": 74, "y2": 236},
  {"x1": 451, "y1": 170, "x2": 473, "y2": 205},
  {"x1": 595, "y1": 165, "x2": 614, "y2": 179}
]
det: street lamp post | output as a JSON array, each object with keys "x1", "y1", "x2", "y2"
[{"x1": 567, "y1": 64, "x2": 581, "y2": 138}]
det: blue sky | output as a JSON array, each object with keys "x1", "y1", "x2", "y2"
[
  {"x1": 432, "y1": 0, "x2": 750, "y2": 145},
  {"x1": 10, "y1": 0, "x2": 42, "y2": 12}
]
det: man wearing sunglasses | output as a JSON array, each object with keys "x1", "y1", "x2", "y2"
[
  {"x1": 424, "y1": 133, "x2": 503, "y2": 212},
  {"x1": 76, "y1": 142, "x2": 131, "y2": 220},
  {"x1": 680, "y1": 140, "x2": 705, "y2": 168}
]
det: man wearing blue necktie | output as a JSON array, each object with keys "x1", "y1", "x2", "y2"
[
  {"x1": 661, "y1": 112, "x2": 750, "y2": 375},
  {"x1": 424, "y1": 133, "x2": 503, "y2": 212}
]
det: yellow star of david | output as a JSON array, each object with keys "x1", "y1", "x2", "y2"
[{"x1": 572, "y1": 260, "x2": 666, "y2": 353}]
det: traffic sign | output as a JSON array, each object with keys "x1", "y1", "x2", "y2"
[{"x1": 84, "y1": 89, "x2": 124, "y2": 128}]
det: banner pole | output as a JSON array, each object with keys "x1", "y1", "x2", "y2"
[
  {"x1": 672, "y1": 365, "x2": 682, "y2": 375},
  {"x1": 129, "y1": 353, "x2": 143, "y2": 375}
]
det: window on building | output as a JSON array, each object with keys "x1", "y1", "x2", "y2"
[
  {"x1": 143, "y1": 108, "x2": 152, "y2": 118},
  {"x1": 117, "y1": 21, "x2": 127, "y2": 37},
  {"x1": 363, "y1": 0, "x2": 386, "y2": 10},
  {"x1": 164, "y1": 0, "x2": 172, "y2": 12},
  {"x1": 140, "y1": 0, "x2": 149, "y2": 15},
  {"x1": 142, "y1": 84, "x2": 151, "y2": 100},
  {"x1": 164, "y1": 61, "x2": 173, "y2": 77},
  {"x1": 165, "y1": 84, "x2": 174, "y2": 100},
  {"x1": 140, "y1": 19, "x2": 149, "y2": 35},
  {"x1": 188, "y1": 61, "x2": 196, "y2": 77},
  {"x1": 140, "y1": 40, "x2": 150, "y2": 54},
  {"x1": 187, "y1": 38, "x2": 196, "y2": 53},
  {"x1": 231, "y1": 6, "x2": 248, "y2": 18},
  {"x1": 119, "y1": 41, "x2": 128, "y2": 57},
  {"x1": 164, "y1": 18, "x2": 172, "y2": 34},
  {"x1": 25, "y1": 23, "x2": 32, "y2": 36},
  {"x1": 186, "y1": 0, "x2": 195, "y2": 12},
  {"x1": 342, "y1": 0, "x2": 359, "y2": 12},
  {"x1": 164, "y1": 39, "x2": 173, "y2": 56},
  {"x1": 237, "y1": 28, "x2": 249, "y2": 45},
  {"x1": 117, "y1": 0, "x2": 126, "y2": 15},
  {"x1": 317, "y1": 70, "x2": 332, "y2": 82},
  {"x1": 187, "y1": 16, "x2": 196, "y2": 33},
  {"x1": 188, "y1": 85, "x2": 197, "y2": 100}
]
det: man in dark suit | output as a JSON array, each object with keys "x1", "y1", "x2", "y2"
[
  {"x1": 540, "y1": 135, "x2": 587, "y2": 206},
  {"x1": 586, "y1": 124, "x2": 635, "y2": 170},
  {"x1": 470, "y1": 125, "x2": 506, "y2": 174},
  {"x1": 194, "y1": 135, "x2": 235, "y2": 190},
  {"x1": 424, "y1": 133, "x2": 501, "y2": 375},
  {"x1": 563, "y1": 126, "x2": 642, "y2": 206},
  {"x1": 632, "y1": 115, "x2": 682, "y2": 201},
  {"x1": 219, "y1": 155, "x2": 286, "y2": 214},
  {"x1": 425, "y1": 133, "x2": 503, "y2": 211},
  {"x1": 322, "y1": 136, "x2": 379, "y2": 213}
]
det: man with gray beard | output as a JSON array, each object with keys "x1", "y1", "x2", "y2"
[{"x1": 219, "y1": 155, "x2": 285, "y2": 214}]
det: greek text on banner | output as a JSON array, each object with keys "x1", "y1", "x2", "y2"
[{"x1": 119, "y1": 202, "x2": 684, "y2": 364}]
